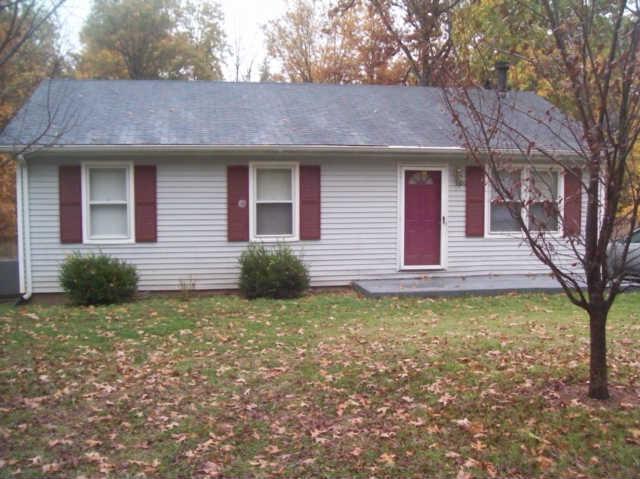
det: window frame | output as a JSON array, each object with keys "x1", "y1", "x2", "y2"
[
  {"x1": 81, "y1": 162, "x2": 136, "y2": 244},
  {"x1": 526, "y1": 168, "x2": 563, "y2": 233},
  {"x1": 249, "y1": 162, "x2": 299, "y2": 242},
  {"x1": 484, "y1": 165, "x2": 564, "y2": 237},
  {"x1": 487, "y1": 167, "x2": 526, "y2": 235}
]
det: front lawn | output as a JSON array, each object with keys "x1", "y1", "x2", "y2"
[{"x1": 1, "y1": 292, "x2": 639, "y2": 478}]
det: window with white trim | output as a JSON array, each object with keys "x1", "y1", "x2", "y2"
[
  {"x1": 488, "y1": 167, "x2": 562, "y2": 234},
  {"x1": 490, "y1": 169, "x2": 523, "y2": 232},
  {"x1": 252, "y1": 164, "x2": 298, "y2": 239},
  {"x1": 528, "y1": 169, "x2": 560, "y2": 231},
  {"x1": 84, "y1": 165, "x2": 133, "y2": 241}
]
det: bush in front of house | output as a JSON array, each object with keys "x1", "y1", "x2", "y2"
[
  {"x1": 59, "y1": 252, "x2": 138, "y2": 305},
  {"x1": 239, "y1": 243, "x2": 310, "y2": 299}
]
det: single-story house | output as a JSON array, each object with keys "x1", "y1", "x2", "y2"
[{"x1": 0, "y1": 78, "x2": 583, "y2": 298}]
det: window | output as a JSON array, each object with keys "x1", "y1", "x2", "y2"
[
  {"x1": 528, "y1": 170, "x2": 559, "y2": 231},
  {"x1": 490, "y1": 169, "x2": 523, "y2": 232},
  {"x1": 252, "y1": 164, "x2": 298, "y2": 239},
  {"x1": 488, "y1": 167, "x2": 562, "y2": 235},
  {"x1": 84, "y1": 164, "x2": 133, "y2": 242}
]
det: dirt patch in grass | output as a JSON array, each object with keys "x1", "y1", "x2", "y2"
[{"x1": 542, "y1": 380, "x2": 640, "y2": 409}]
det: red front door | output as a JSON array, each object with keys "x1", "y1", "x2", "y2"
[{"x1": 404, "y1": 170, "x2": 441, "y2": 266}]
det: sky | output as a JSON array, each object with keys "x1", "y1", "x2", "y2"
[{"x1": 57, "y1": 0, "x2": 289, "y2": 81}]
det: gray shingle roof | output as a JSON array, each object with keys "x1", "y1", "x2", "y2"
[{"x1": 0, "y1": 79, "x2": 579, "y2": 151}]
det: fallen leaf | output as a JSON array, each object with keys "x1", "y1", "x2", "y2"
[
  {"x1": 378, "y1": 453, "x2": 395, "y2": 466},
  {"x1": 42, "y1": 462, "x2": 61, "y2": 473},
  {"x1": 201, "y1": 461, "x2": 222, "y2": 477}
]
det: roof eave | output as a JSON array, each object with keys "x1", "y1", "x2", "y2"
[{"x1": 0, "y1": 143, "x2": 580, "y2": 158}]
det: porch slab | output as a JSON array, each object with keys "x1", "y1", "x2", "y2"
[{"x1": 353, "y1": 274, "x2": 564, "y2": 298}]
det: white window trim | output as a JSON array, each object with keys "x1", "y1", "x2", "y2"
[
  {"x1": 81, "y1": 162, "x2": 135, "y2": 244},
  {"x1": 249, "y1": 162, "x2": 299, "y2": 242},
  {"x1": 397, "y1": 163, "x2": 449, "y2": 271},
  {"x1": 484, "y1": 165, "x2": 564, "y2": 238}
]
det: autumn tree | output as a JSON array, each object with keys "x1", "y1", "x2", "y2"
[
  {"x1": 265, "y1": 0, "x2": 403, "y2": 84},
  {"x1": 336, "y1": 0, "x2": 463, "y2": 85},
  {"x1": 0, "y1": 0, "x2": 66, "y2": 249},
  {"x1": 453, "y1": 0, "x2": 542, "y2": 89},
  {"x1": 445, "y1": 0, "x2": 640, "y2": 399},
  {"x1": 335, "y1": 0, "x2": 405, "y2": 84},
  {"x1": 452, "y1": 0, "x2": 590, "y2": 111},
  {"x1": 76, "y1": 0, "x2": 226, "y2": 80},
  {"x1": 264, "y1": 0, "x2": 350, "y2": 83}
]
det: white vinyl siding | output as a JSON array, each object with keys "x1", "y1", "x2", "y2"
[{"x1": 26, "y1": 155, "x2": 586, "y2": 293}]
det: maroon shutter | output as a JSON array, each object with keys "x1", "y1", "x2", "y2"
[
  {"x1": 465, "y1": 166, "x2": 485, "y2": 237},
  {"x1": 300, "y1": 165, "x2": 321, "y2": 240},
  {"x1": 135, "y1": 165, "x2": 157, "y2": 242},
  {"x1": 564, "y1": 168, "x2": 582, "y2": 237},
  {"x1": 228, "y1": 165, "x2": 249, "y2": 241},
  {"x1": 59, "y1": 166, "x2": 83, "y2": 243}
]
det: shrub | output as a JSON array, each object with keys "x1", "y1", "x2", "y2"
[
  {"x1": 239, "y1": 243, "x2": 310, "y2": 299},
  {"x1": 59, "y1": 252, "x2": 138, "y2": 305}
]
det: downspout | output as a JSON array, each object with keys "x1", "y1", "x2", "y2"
[{"x1": 15, "y1": 154, "x2": 32, "y2": 303}]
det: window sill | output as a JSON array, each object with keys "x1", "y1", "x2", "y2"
[
  {"x1": 484, "y1": 232, "x2": 523, "y2": 239},
  {"x1": 400, "y1": 265, "x2": 445, "y2": 271},
  {"x1": 250, "y1": 235, "x2": 299, "y2": 243},
  {"x1": 83, "y1": 238, "x2": 136, "y2": 245},
  {"x1": 484, "y1": 231, "x2": 563, "y2": 239}
]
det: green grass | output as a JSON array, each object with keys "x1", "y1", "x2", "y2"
[{"x1": 1, "y1": 291, "x2": 639, "y2": 478}]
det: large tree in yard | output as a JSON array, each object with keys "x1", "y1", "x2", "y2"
[{"x1": 445, "y1": 0, "x2": 640, "y2": 399}]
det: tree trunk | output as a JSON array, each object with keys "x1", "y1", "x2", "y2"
[{"x1": 588, "y1": 308, "x2": 609, "y2": 399}]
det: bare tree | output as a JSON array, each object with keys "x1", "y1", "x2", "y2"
[
  {"x1": 231, "y1": 33, "x2": 255, "y2": 82},
  {"x1": 444, "y1": 0, "x2": 640, "y2": 399}
]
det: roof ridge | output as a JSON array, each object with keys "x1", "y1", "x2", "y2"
[
  {"x1": 40, "y1": 78, "x2": 454, "y2": 91},
  {"x1": 41, "y1": 78, "x2": 542, "y2": 95}
]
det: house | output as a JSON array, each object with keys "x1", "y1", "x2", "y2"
[{"x1": 0, "y1": 78, "x2": 583, "y2": 299}]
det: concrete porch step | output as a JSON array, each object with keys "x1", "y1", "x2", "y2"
[{"x1": 353, "y1": 274, "x2": 565, "y2": 298}]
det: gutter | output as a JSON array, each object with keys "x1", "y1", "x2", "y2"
[
  {"x1": 0, "y1": 143, "x2": 580, "y2": 158},
  {"x1": 15, "y1": 154, "x2": 32, "y2": 303}
]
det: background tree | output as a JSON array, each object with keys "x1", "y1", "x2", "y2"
[
  {"x1": 342, "y1": 0, "x2": 464, "y2": 85},
  {"x1": 258, "y1": 57, "x2": 273, "y2": 82},
  {"x1": 0, "y1": 0, "x2": 66, "y2": 253},
  {"x1": 334, "y1": 0, "x2": 405, "y2": 83},
  {"x1": 265, "y1": 0, "x2": 403, "y2": 84},
  {"x1": 264, "y1": 0, "x2": 349, "y2": 83},
  {"x1": 231, "y1": 33, "x2": 255, "y2": 82},
  {"x1": 445, "y1": 0, "x2": 640, "y2": 399},
  {"x1": 76, "y1": 0, "x2": 226, "y2": 80},
  {"x1": 452, "y1": 0, "x2": 545, "y2": 90}
]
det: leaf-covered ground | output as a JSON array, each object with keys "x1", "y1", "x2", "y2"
[{"x1": 1, "y1": 291, "x2": 639, "y2": 478}]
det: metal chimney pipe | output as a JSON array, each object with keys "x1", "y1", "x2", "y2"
[{"x1": 495, "y1": 61, "x2": 509, "y2": 92}]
